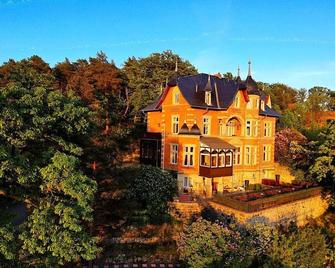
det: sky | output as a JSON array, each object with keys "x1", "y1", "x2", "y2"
[{"x1": 1, "y1": 0, "x2": 335, "y2": 89}]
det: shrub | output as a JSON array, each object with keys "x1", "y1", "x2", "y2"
[{"x1": 128, "y1": 165, "x2": 177, "y2": 219}]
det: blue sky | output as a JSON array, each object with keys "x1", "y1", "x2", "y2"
[{"x1": 1, "y1": 0, "x2": 335, "y2": 89}]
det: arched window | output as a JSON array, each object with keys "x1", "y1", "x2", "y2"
[{"x1": 226, "y1": 118, "x2": 241, "y2": 136}]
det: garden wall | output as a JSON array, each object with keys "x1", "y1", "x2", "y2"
[{"x1": 210, "y1": 193, "x2": 329, "y2": 226}]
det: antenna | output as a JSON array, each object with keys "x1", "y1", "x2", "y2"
[{"x1": 237, "y1": 65, "x2": 240, "y2": 77}]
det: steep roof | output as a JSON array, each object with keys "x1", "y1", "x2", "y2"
[{"x1": 142, "y1": 73, "x2": 280, "y2": 118}]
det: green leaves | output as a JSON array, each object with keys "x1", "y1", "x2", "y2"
[
  {"x1": 129, "y1": 165, "x2": 177, "y2": 218},
  {"x1": 0, "y1": 70, "x2": 99, "y2": 265}
]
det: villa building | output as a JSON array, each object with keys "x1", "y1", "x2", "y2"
[{"x1": 140, "y1": 64, "x2": 281, "y2": 197}]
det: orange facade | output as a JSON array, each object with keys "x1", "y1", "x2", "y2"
[{"x1": 143, "y1": 74, "x2": 278, "y2": 197}]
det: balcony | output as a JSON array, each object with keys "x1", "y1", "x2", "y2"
[{"x1": 199, "y1": 136, "x2": 235, "y2": 178}]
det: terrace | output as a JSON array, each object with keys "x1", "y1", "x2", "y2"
[{"x1": 211, "y1": 182, "x2": 322, "y2": 213}]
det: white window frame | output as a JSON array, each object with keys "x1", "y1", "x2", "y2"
[
  {"x1": 172, "y1": 115, "x2": 179, "y2": 134},
  {"x1": 183, "y1": 177, "x2": 192, "y2": 188},
  {"x1": 173, "y1": 92, "x2": 180, "y2": 104},
  {"x1": 218, "y1": 118, "x2": 225, "y2": 136},
  {"x1": 234, "y1": 95, "x2": 240, "y2": 108},
  {"x1": 261, "y1": 100, "x2": 265, "y2": 111},
  {"x1": 225, "y1": 152, "x2": 232, "y2": 167},
  {"x1": 256, "y1": 98, "x2": 260, "y2": 109},
  {"x1": 252, "y1": 146, "x2": 258, "y2": 165},
  {"x1": 253, "y1": 120, "x2": 258, "y2": 137},
  {"x1": 245, "y1": 146, "x2": 251, "y2": 165},
  {"x1": 205, "y1": 91, "x2": 212, "y2": 105},
  {"x1": 211, "y1": 153, "x2": 218, "y2": 167},
  {"x1": 247, "y1": 99, "x2": 253, "y2": 109},
  {"x1": 234, "y1": 146, "x2": 242, "y2": 165},
  {"x1": 246, "y1": 120, "x2": 252, "y2": 136},
  {"x1": 202, "y1": 117, "x2": 211, "y2": 135},
  {"x1": 200, "y1": 151, "x2": 210, "y2": 167},
  {"x1": 263, "y1": 145, "x2": 271, "y2": 162},
  {"x1": 183, "y1": 145, "x2": 195, "y2": 167},
  {"x1": 264, "y1": 122, "x2": 271, "y2": 137},
  {"x1": 170, "y1": 144, "x2": 178, "y2": 164},
  {"x1": 218, "y1": 152, "x2": 225, "y2": 167}
]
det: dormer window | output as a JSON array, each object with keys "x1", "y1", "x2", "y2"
[
  {"x1": 261, "y1": 100, "x2": 265, "y2": 111},
  {"x1": 234, "y1": 95, "x2": 240, "y2": 108},
  {"x1": 173, "y1": 92, "x2": 180, "y2": 104},
  {"x1": 205, "y1": 91, "x2": 212, "y2": 105}
]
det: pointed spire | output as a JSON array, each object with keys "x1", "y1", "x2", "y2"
[
  {"x1": 248, "y1": 60, "x2": 252, "y2": 76},
  {"x1": 204, "y1": 74, "x2": 212, "y2": 91},
  {"x1": 237, "y1": 65, "x2": 240, "y2": 77}
]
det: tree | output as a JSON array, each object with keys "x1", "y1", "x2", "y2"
[
  {"x1": 264, "y1": 83, "x2": 297, "y2": 113},
  {"x1": 263, "y1": 227, "x2": 328, "y2": 268},
  {"x1": 54, "y1": 52, "x2": 133, "y2": 174},
  {"x1": 128, "y1": 165, "x2": 177, "y2": 218},
  {"x1": 177, "y1": 218, "x2": 230, "y2": 267},
  {"x1": 123, "y1": 50, "x2": 197, "y2": 113},
  {"x1": 309, "y1": 123, "x2": 335, "y2": 205},
  {"x1": 177, "y1": 213, "x2": 275, "y2": 268},
  {"x1": 0, "y1": 76, "x2": 100, "y2": 265},
  {"x1": 275, "y1": 128, "x2": 309, "y2": 169}
]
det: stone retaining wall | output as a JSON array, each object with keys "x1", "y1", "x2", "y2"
[{"x1": 210, "y1": 194, "x2": 329, "y2": 226}]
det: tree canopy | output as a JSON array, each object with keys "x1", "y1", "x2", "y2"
[
  {"x1": 123, "y1": 50, "x2": 197, "y2": 112},
  {"x1": 0, "y1": 58, "x2": 100, "y2": 266}
]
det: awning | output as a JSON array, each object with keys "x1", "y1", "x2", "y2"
[{"x1": 200, "y1": 136, "x2": 236, "y2": 150}]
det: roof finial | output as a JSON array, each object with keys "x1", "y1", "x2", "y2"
[
  {"x1": 248, "y1": 60, "x2": 252, "y2": 76},
  {"x1": 175, "y1": 57, "x2": 178, "y2": 72},
  {"x1": 237, "y1": 65, "x2": 240, "y2": 77}
]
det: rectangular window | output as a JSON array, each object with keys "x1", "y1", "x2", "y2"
[
  {"x1": 202, "y1": 117, "x2": 210, "y2": 135},
  {"x1": 170, "y1": 144, "x2": 178, "y2": 164},
  {"x1": 211, "y1": 154, "x2": 217, "y2": 167},
  {"x1": 218, "y1": 119, "x2": 225, "y2": 136},
  {"x1": 183, "y1": 177, "x2": 192, "y2": 188},
  {"x1": 246, "y1": 120, "x2": 251, "y2": 136},
  {"x1": 173, "y1": 92, "x2": 180, "y2": 104},
  {"x1": 245, "y1": 146, "x2": 251, "y2": 165},
  {"x1": 245, "y1": 146, "x2": 257, "y2": 165},
  {"x1": 261, "y1": 100, "x2": 265, "y2": 111},
  {"x1": 183, "y1": 145, "x2": 194, "y2": 167},
  {"x1": 205, "y1": 91, "x2": 212, "y2": 105},
  {"x1": 253, "y1": 121, "x2": 258, "y2": 137},
  {"x1": 252, "y1": 147, "x2": 258, "y2": 165},
  {"x1": 256, "y1": 99, "x2": 260, "y2": 109},
  {"x1": 264, "y1": 122, "x2": 271, "y2": 137},
  {"x1": 200, "y1": 153, "x2": 210, "y2": 167},
  {"x1": 218, "y1": 153, "x2": 225, "y2": 167},
  {"x1": 233, "y1": 147, "x2": 241, "y2": 165},
  {"x1": 225, "y1": 152, "x2": 232, "y2": 167},
  {"x1": 247, "y1": 100, "x2": 253, "y2": 109},
  {"x1": 234, "y1": 95, "x2": 240, "y2": 108},
  {"x1": 263, "y1": 145, "x2": 271, "y2": 162},
  {"x1": 172, "y1": 116, "x2": 179, "y2": 134}
]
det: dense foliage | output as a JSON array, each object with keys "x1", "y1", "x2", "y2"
[
  {"x1": 177, "y1": 215, "x2": 330, "y2": 268},
  {"x1": 0, "y1": 69, "x2": 100, "y2": 265},
  {"x1": 0, "y1": 51, "x2": 334, "y2": 266},
  {"x1": 128, "y1": 165, "x2": 177, "y2": 219},
  {"x1": 123, "y1": 50, "x2": 197, "y2": 112}
]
